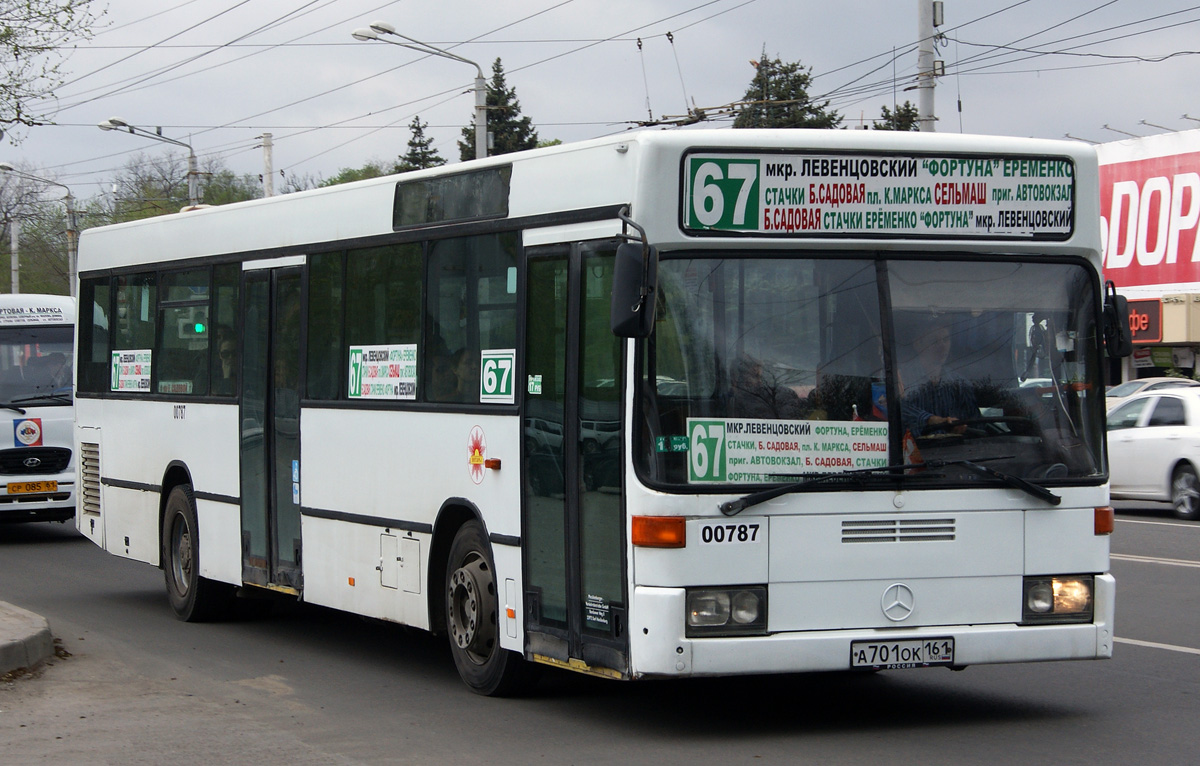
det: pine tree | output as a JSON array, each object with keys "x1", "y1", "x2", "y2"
[
  {"x1": 733, "y1": 49, "x2": 840, "y2": 130},
  {"x1": 459, "y1": 58, "x2": 539, "y2": 161},
  {"x1": 873, "y1": 101, "x2": 920, "y2": 131},
  {"x1": 395, "y1": 116, "x2": 446, "y2": 172}
]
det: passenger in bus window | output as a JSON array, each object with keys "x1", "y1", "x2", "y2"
[
  {"x1": 901, "y1": 315, "x2": 978, "y2": 436},
  {"x1": 451, "y1": 348, "x2": 479, "y2": 402}
]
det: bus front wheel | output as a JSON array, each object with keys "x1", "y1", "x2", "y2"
[
  {"x1": 162, "y1": 485, "x2": 233, "y2": 622},
  {"x1": 445, "y1": 520, "x2": 535, "y2": 696}
]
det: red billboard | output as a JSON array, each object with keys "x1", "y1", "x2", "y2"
[{"x1": 1099, "y1": 133, "x2": 1200, "y2": 289}]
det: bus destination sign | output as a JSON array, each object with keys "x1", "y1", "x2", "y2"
[{"x1": 682, "y1": 152, "x2": 1074, "y2": 239}]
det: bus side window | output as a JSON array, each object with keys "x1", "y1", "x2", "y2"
[
  {"x1": 306, "y1": 251, "x2": 344, "y2": 400},
  {"x1": 78, "y1": 277, "x2": 112, "y2": 394},
  {"x1": 424, "y1": 233, "x2": 517, "y2": 404},
  {"x1": 210, "y1": 263, "x2": 240, "y2": 397},
  {"x1": 156, "y1": 269, "x2": 210, "y2": 396},
  {"x1": 342, "y1": 243, "x2": 421, "y2": 400}
]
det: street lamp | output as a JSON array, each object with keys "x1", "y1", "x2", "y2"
[
  {"x1": 98, "y1": 117, "x2": 200, "y2": 207},
  {"x1": 352, "y1": 22, "x2": 487, "y2": 160},
  {"x1": 0, "y1": 163, "x2": 77, "y2": 297}
]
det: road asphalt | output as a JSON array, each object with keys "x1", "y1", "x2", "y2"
[{"x1": 0, "y1": 601, "x2": 53, "y2": 678}]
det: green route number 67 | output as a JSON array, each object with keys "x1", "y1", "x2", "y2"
[
  {"x1": 689, "y1": 420, "x2": 727, "y2": 483},
  {"x1": 686, "y1": 158, "x2": 760, "y2": 231}
]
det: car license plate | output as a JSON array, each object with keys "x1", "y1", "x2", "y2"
[
  {"x1": 7, "y1": 480, "x2": 57, "y2": 494},
  {"x1": 850, "y1": 637, "x2": 954, "y2": 670}
]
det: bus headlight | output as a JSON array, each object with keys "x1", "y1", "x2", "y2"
[
  {"x1": 686, "y1": 586, "x2": 767, "y2": 637},
  {"x1": 1022, "y1": 576, "x2": 1094, "y2": 624}
]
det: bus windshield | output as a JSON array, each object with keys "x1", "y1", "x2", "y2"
[
  {"x1": 0, "y1": 325, "x2": 74, "y2": 405},
  {"x1": 637, "y1": 255, "x2": 1104, "y2": 489}
]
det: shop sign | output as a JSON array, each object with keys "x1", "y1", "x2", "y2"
[{"x1": 1128, "y1": 298, "x2": 1162, "y2": 344}]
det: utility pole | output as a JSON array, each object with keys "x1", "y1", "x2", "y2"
[
  {"x1": 259, "y1": 133, "x2": 275, "y2": 197},
  {"x1": 917, "y1": 1, "x2": 943, "y2": 132}
]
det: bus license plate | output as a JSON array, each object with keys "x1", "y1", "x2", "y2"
[
  {"x1": 7, "y1": 480, "x2": 57, "y2": 494},
  {"x1": 850, "y1": 637, "x2": 954, "y2": 670}
]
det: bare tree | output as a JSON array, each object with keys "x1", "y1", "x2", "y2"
[{"x1": 0, "y1": 0, "x2": 101, "y2": 138}]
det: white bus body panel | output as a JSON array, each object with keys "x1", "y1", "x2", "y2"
[{"x1": 296, "y1": 409, "x2": 523, "y2": 646}]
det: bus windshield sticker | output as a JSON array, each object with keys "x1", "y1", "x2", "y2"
[
  {"x1": 687, "y1": 418, "x2": 888, "y2": 484},
  {"x1": 111, "y1": 349, "x2": 152, "y2": 392},
  {"x1": 348, "y1": 343, "x2": 417, "y2": 400},
  {"x1": 682, "y1": 153, "x2": 1074, "y2": 239}
]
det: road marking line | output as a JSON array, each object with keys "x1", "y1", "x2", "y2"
[
  {"x1": 1115, "y1": 518, "x2": 1199, "y2": 530},
  {"x1": 1115, "y1": 637, "x2": 1200, "y2": 656},
  {"x1": 1111, "y1": 553, "x2": 1200, "y2": 568}
]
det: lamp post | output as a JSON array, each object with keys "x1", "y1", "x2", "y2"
[
  {"x1": 352, "y1": 22, "x2": 487, "y2": 160},
  {"x1": 98, "y1": 117, "x2": 200, "y2": 207},
  {"x1": 0, "y1": 163, "x2": 77, "y2": 296}
]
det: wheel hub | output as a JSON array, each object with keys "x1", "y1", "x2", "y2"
[{"x1": 448, "y1": 555, "x2": 495, "y2": 661}]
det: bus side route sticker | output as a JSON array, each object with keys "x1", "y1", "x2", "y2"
[{"x1": 480, "y1": 348, "x2": 516, "y2": 404}]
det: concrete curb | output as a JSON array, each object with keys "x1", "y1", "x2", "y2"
[{"x1": 0, "y1": 600, "x2": 53, "y2": 676}]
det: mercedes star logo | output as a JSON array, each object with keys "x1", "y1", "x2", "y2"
[{"x1": 882, "y1": 583, "x2": 915, "y2": 622}]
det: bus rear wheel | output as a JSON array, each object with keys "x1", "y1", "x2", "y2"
[
  {"x1": 445, "y1": 520, "x2": 535, "y2": 696},
  {"x1": 162, "y1": 485, "x2": 233, "y2": 622}
]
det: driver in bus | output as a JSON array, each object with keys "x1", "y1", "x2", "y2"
[{"x1": 901, "y1": 315, "x2": 979, "y2": 436}]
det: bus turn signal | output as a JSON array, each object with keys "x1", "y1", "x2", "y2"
[
  {"x1": 1094, "y1": 506, "x2": 1114, "y2": 535},
  {"x1": 632, "y1": 516, "x2": 686, "y2": 548}
]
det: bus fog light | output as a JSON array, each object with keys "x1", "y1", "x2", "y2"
[
  {"x1": 686, "y1": 586, "x2": 767, "y2": 637},
  {"x1": 1022, "y1": 576, "x2": 1093, "y2": 624}
]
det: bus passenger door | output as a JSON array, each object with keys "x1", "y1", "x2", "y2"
[
  {"x1": 240, "y1": 265, "x2": 304, "y2": 592},
  {"x1": 523, "y1": 242, "x2": 628, "y2": 677}
]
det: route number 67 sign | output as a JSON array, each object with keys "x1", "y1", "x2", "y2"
[{"x1": 480, "y1": 348, "x2": 516, "y2": 404}]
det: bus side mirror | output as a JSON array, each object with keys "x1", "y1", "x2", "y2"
[
  {"x1": 611, "y1": 241, "x2": 658, "y2": 338},
  {"x1": 1103, "y1": 281, "x2": 1133, "y2": 358}
]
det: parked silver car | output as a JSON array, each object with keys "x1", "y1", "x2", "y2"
[
  {"x1": 1106, "y1": 376, "x2": 1200, "y2": 411},
  {"x1": 1107, "y1": 388, "x2": 1200, "y2": 519}
]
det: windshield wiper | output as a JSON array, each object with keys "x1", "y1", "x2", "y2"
[
  {"x1": 718, "y1": 456, "x2": 1060, "y2": 516},
  {"x1": 719, "y1": 462, "x2": 922, "y2": 516},
  {"x1": 0, "y1": 401, "x2": 26, "y2": 414},
  {"x1": 936, "y1": 458, "x2": 1061, "y2": 506},
  {"x1": 12, "y1": 392, "x2": 71, "y2": 405}
]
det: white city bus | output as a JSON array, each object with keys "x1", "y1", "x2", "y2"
[
  {"x1": 74, "y1": 129, "x2": 1128, "y2": 695},
  {"x1": 0, "y1": 294, "x2": 76, "y2": 523}
]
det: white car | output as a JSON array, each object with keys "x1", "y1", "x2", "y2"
[
  {"x1": 1106, "y1": 376, "x2": 1200, "y2": 411},
  {"x1": 1107, "y1": 388, "x2": 1200, "y2": 519}
]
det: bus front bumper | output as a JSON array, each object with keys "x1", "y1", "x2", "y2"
[{"x1": 628, "y1": 573, "x2": 1115, "y2": 678}]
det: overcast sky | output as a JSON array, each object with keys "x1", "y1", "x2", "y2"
[{"x1": 7, "y1": 0, "x2": 1199, "y2": 199}]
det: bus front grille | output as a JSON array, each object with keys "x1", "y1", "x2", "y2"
[
  {"x1": 842, "y1": 518, "x2": 956, "y2": 543},
  {"x1": 0, "y1": 447, "x2": 71, "y2": 475}
]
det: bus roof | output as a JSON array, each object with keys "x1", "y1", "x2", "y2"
[
  {"x1": 0, "y1": 294, "x2": 76, "y2": 325},
  {"x1": 77, "y1": 128, "x2": 1100, "y2": 273}
]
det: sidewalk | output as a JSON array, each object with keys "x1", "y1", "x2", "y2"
[{"x1": 0, "y1": 601, "x2": 53, "y2": 676}]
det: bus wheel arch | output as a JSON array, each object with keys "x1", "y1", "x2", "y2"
[
  {"x1": 431, "y1": 500, "x2": 534, "y2": 695},
  {"x1": 159, "y1": 464, "x2": 233, "y2": 621}
]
